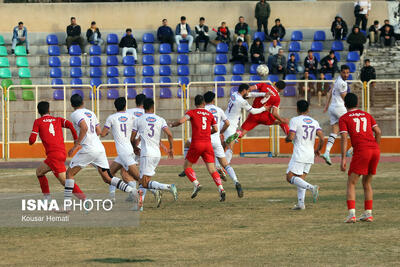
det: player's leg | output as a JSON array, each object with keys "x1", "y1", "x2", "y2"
[
  {"x1": 359, "y1": 174, "x2": 374, "y2": 222},
  {"x1": 184, "y1": 159, "x2": 202, "y2": 199},
  {"x1": 213, "y1": 141, "x2": 228, "y2": 182},
  {"x1": 322, "y1": 123, "x2": 339, "y2": 165},
  {"x1": 109, "y1": 161, "x2": 123, "y2": 202},
  {"x1": 345, "y1": 172, "x2": 360, "y2": 223},
  {"x1": 35, "y1": 162, "x2": 52, "y2": 200},
  {"x1": 218, "y1": 156, "x2": 243, "y2": 198},
  {"x1": 54, "y1": 172, "x2": 86, "y2": 200},
  {"x1": 179, "y1": 139, "x2": 191, "y2": 177},
  {"x1": 65, "y1": 166, "x2": 81, "y2": 205},
  {"x1": 205, "y1": 161, "x2": 225, "y2": 202},
  {"x1": 226, "y1": 115, "x2": 258, "y2": 144},
  {"x1": 286, "y1": 161, "x2": 319, "y2": 205}
]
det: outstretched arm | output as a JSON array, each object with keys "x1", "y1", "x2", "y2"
[
  {"x1": 169, "y1": 115, "x2": 189, "y2": 128},
  {"x1": 220, "y1": 120, "x2": 230, "y2": 134}
]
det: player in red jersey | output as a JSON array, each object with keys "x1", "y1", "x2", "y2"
[
  {"x1": 226, "y1": 80, "x2": 290, "y2": 144},
  {"x1": 170, "y1": 95, "x2": 226, "y2": 201},
  {"x1": 29, "y1": 101, "x2": 86, "y2": 200},
  {"x1": 339, "y1": 93, "x2": 381, "y2": 223}
]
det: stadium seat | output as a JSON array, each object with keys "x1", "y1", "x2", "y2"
[
  {"x1": 242, "y1": 42, "x2": 249, "y2": 51},
  {"x1": 90, "y1": 67, "x2": 102, "y2": 78},
  {"x1": 72, "y1": 89, "x2": 84, "y2": 99},
  {"x1": 160, "y1": 87, "x2": 172, "y2": 99},
  {"x1": 48, "y1": 45, "x2": 60, "y2": 56},
  {"x1": 177, "y1": 88, "x2": 183, "y2": 98},
  {"x1": 214, "y1": 65, "x2": 227, "y2": 75},
  {"x1": 253, "y1": 31, "x2": 266, "y2": 41},
  {"x1": 289, "y1": 41, "x2": 301, "y2": 52},
  {"x1": 159, "y1": 65, "x2": 171, "y2": 76},
  {"x1": 90, "y1": 78, "x2": 102, "y2": 88},
  {"x1": 0, "y1": 57, "x2": 9, "y2": 67},
  {"x1": 20, "y1": 79, "x2": 32, "y2": 87},
  {"x1": 107, "y1": 77, "x2": 119, "y2": 87},
  {"x1": 0, "y1": 35, "x2": 4, "y2": 45},
  {"x1": 107, "y1": 33, "x2": 118, "y2": 44},
  {"x1": 89, "y1": 89, "x2": 102, "y2": 100},
  {"x1": 142, "y1": 33, "x2": 155, "y2": 43},
  {"x1": 124, "y1": 77, "x2": 136, "y2": 87},
  {"x1": 159, "y1": 43, "x2": 172, "y2": 54},
  {"x1": 106, "y1": 45, "x2": 119, "y2": 55},
  {"x1": 0, "y1": 68, "x2": 11, "y2": 78},
  {"x1": 348, "y1": 74, "x2": 353, "y2": 80},
  {"x1": 53, "y1": 89, "x2": 64, "y2": 100},
  {"x1": 49, "y1": 57, "x2": 61, "y2": 67},
  {"x1": 15, "y1": 46, "x2": 27, "y2": 56},
  {"x1": 47, "y1": 34, "x2": 59, "y2": 45},
  {"x1": 310, "y1": 41, "x2": 323, "y2": 52},
  {"x1": 127, "y1": 88, "x2": 137, "y2": 99},
  {"x1": 89, "y1": 45, "x2": 101, "y2": 56},
  {"x1": 0, "y1": 46, "x2": 8, "y2": 56},
  {"x1": 324, "y1": 73, "x2": 333, "y2": 80},
  {"x1": 313, "y1": 31, "x2": 326, "y2": 41},
  {"x1": 160, "y1": 76, "x2": 172, "y2": 85},
  {"x1": 123, "y1": 56, "x2": 135, "y2": 66},
  {"x1": 107, "y1": 56, "x2": 119, "y2": 66},
  {"x1": 50, "y1": 67, "x2": 61, "y2": 78},
  {"x1": 142, "y1": 43, "x2": 155, "y2": 54},
  {"x1": 124, "y1": 66, "x2": 136, "y2": 77},
  {"x1": 268, "y1": 74, "x2": 279, "y2": 83},
  {"x1": 159, "y1": 54, "x2": 171, "y2": 65},
  {"x1": 143, "y1": 88, "x2": 154, "y2": 98},
  {"x1": 347, "y1": 62, "x2": 356, "y2": 73},
  {"x1": 250, "y1": 75, "x2": 261, "y2": 82},
  {"x1": 16, "y1": 57, "x2": 29, "y2": 67},
  {"x1": 69, "y1": 45, "x2": 81, "y2": 56},
  {"x1": 214, "y1": 76, "x2": 226, "y2": 86},
  {"x1": 216, "y1": 43, "x2": 229, "y2": 53},
  {"x1": 284, "y1": 86, "x2": 296, "y2": 97},
  {"x1": 142, "y1": 66, "x2": 154, "y2": 76},
  {"x1": 250, "y1": 64, "x2": 259, "y2": 74},
  {"x1": 230, "y1": 87, "x2": 238, "y2": 95},
  {"x1": 308, "y1": 73, "x2": 317, "y2": 80},
  {"x1": 231, "y1": 75, "x2": 243, "y2": 85},
  {"x1": 314, "y1": 52, "x2": 321, "y2": 62},
  {"x1": 107, "y1": 67, "x2": 119, "y2": 77},
  {"x1": 347, "y1": 51, "x2": 360, "y2": 62},
  {"x1": 142, "y1": 55, "x2": 155, "y2": 65},
  {"x1": 215, "y1": 87, "x2": 225, "y2": 97},
  {"x1": 232, "y1": 64, "x2": 245, "y2": 75},
  {"x1": 107, "y1": 89, "x2": 119, "y2": 99},
  {"x1": 285, "y1": 74, "x2": 297, "y2": 85},
  {"x1": 291, "y1": 31, "x2": 303, "y2": 41},
  {"x1": 8, "y1": 90, "x2": 16, "y2": 101},
  {"x1": 69, "y1": 56, "x2": 81, "y2": 67},
  {"x1": 332, "y1": 41, "x2": 344, "y2": 51},
  {"x1": 177, "y1": 54, "x2": 189, "y2": 65},
  {"x1": 71, "y1": 78, "x2": 83, "y2": 86},
  {"x1": 51, "y1": 78, "x2": 63, "y2": 88},
  {"x1": 177, "y1": 43, "x2": 189, "y2": 53},
  {"x1": 90, "y1": 56, "x2": 102, "y2": 66},
  {"x1": 142, "y1": 77, "x2": 154, "y2": 88},
  {"x1": 177, "y1": 65, "x2": 190, "y2": 76},
  {"x1": 334, "y1": 52, "x2": 341, "y2": 62},
  {"x1": 70, "y1": 67, "x2": 82, "y2": 78},
  {"x1": 215, "y1": 54, "x2": 228, "y2": 64},
  {"x1": 1, "y1": 79, "x2": 12, "y2": 88},
  {"x1": 360, "y1": 30, "x2": 367, "y2": 36},
  {"x1": 178, "y1": 76, "x2": 189, "y2": 85},
  {"x1": 22, "y1": 90, "x2": 34, "y2": 101}
]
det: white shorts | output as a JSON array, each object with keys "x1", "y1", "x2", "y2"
[
  {"x1": 286, "y1": 159, "x2": 312, "y2": 175},
  {"x1": 328, "y1": 105, "x2": 347, "y2": 125},
  {"x1": 139, "y1": 156, "x2": 160, "y2": 178},
  {"x1": 212, "y1": 139, "x2": 226, "y2": 158},
  {"x1": 114, "y1": 153, "x2": 137, "y2": 171},
  {"x1": 224, "y1": 124, "x2": 238, "y2": 142},
  {"x1": 69, "y1": 149, "x2": 109, "y2": 169}
]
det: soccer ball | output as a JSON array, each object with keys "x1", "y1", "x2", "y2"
[{"x1": 256, "y1": 64, "x2": 269, "y2": 77}]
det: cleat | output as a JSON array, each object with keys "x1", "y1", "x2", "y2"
[
  {"x1": 235, "y1": 182, "x2": 244, "y2": 198},
  {"x1": 291, "y1": 204, "x2": 305, "y2": 210},
  {"x1": 154, "y1": 190, "x2": 162, "y2": 208},
  {"x1": 225, "y1": 132, "x2": 239, "y2": 144},
  {"x1": 139, "y1": 206, "x2": 143, "y2": 212},
  {"x1": 358, "y1": 213, "x2": 373, "y2": 222},
  {"x1": 311, "y1": 185, "x2": 320, "y2": 203},
  {"x1": 321, "y1": 153, "x2": 332, "y2": 165},
  {"x1": 191, "y1": 184, "x2": 202, "y2": 199},
  {"x1": 136, "y1": 189, "x2": 143, "y2": 211},
  {"x1": 125, "y1": 191, "x2": 134, "y2": 202},
  {"x1": 346, "y1": 147, "x2": 353, "y2": 157},
  {"x1": 344, "y1": 215, "x2": 356, "y2": 223},
  {"x1": 178, "y1": 170, "x2": 186, "y2": 177},
  {"x1": 170, "y1": 184, "x2": 178, "y2": 201},
  {"x1": 219, "y1": 189, "x2": 226, "y2": 202},
  {"x1": 218, "y1": 168, "x2": 228, "y2": 182}
]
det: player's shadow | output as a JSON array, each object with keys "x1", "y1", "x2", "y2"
[{"x1": 87, "y1": 258, "x2": 154, "y2": 264}]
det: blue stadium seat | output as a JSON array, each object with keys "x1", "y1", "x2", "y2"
[
  {"x1": 160, "y1": 76, "x2": 172, "y2": 85},
  {"x1": 159, "y1": 54, "x2": 171, "y2": 65},
  {"x1": 143, "y1": 88, "x2": 154, "y2": 98},
  {"x1": 177, "y1": 54, "x2": 189, "y2": 65},
  {"x1": 159, "y1": 65, "x2": 171, "y2": 76},
  {"x1": 160, "y1": 87, "x2": 172, "y2": 99},
  {"x1": 250, "y1": 75, "x2": 261, "y2": 82},
  {"x1": 108, "y1": 77, "x2": 119, "y2": 86},
  {"x1": 360, "y1": 30, "x2": 367, "y2": 36},
  {"x1": 268, "y1": 74, "x2": 279, "y2": 83},
  {"x1": 178, "y1": 65, "x2": 190, "y2": 76},
  {"x1": 72, "y1": 89, "x2": 84, "y2": 99},
  {"x1": 51, "y1": 78, "x2": 63, "y2": 88},
  {"x1": 310, "y1": 42, "x2": 323, "y2": 52},
  {"x1": 90, "y1": 78, "x2": 102, "y2": 88},
  {"x1": 232, "y1": 64, "x2": 245, "y2": 75},
  {"x1": 230, "y1": 87, "x2": 238, "y2": 95},
  {"x1": 89, "y1": 45, "x2": 101, "y2": 56},
  {"x1": 334, "y1": 52, "x2": 341, "y2": 62},
  {"x1": 142, "y1": 66, "x2": 154, "y2": 76},
  {"x1": 107, "y1": 33, "x2": 118, "y2": 44},
  {"x1": 107, "y1": 67, "x2": 119, "y2": 77},
  {"x1": 90, "y1": 56, "x2": 102, "y2": 66},
  {"x1": 178, "y1": 76, "x2": 189, "y2": 85},
  {"x1": 106, "y1": 45, "x2": 119, "y2": 55},
  {"x1": 69, "y1": 45, "x2": 81, "y2": 56},
  {"x1": 142, "y1": 77, "x2": 154, "y2": 85},
  {"x1": 348, "y1": 74, "x2": 353, "y2": 81},
  {"x1": 289, "y1": 41, "x2": 301, "y2": 52},
  {"x1": 50, "y1": 67, "x2": 62, "y2": 78},
  {"x1": 324, "y1": 73, "x2": 333, "y2": 80},
  {"x1": 70, "y1": 67, "x2": 82, "y2": 78},
  {"x1": 53, "y1": 89, "x2": 64, "y2": 100},
  {"x1": 90, "y1": 67, "x2": 102, "y2": 78},
  {"x1": 250, "y1": 64, "x2": 259, "y2": 74},
  {"x1": 284, "y1": 86, "x2": 296, "y2": 97},
  {"x1": 214, "y1": 65, "x2": 227, "y2": 75},
  {"x1": 215, "y1": 87, "x2": 225, "y2": 98},
  {"x1": 285, "y1": 74, "x2": 297, "y2": 84},
  {"x1": 231, "y1": 75, "x2": 243, "y2": 85},
  {"x1": 142, "y1": 55, "x2": 154, "y2": 65},
  {"x1": 142, "y1": 33, "x2": 155, "y2": 43},
  {"x1": 291, "y1": 31, "x2": 303, "y2": 41},
  {"x1": 124, "y1": 77, "x2": 136, "y2": 87},
  {"x1": 71, "y1": 78, "x2": 83, "y2": 85},
  {"x1": 48, "y1": 45, "x2": 60, "y2": 56},
  {"x1": 123, "y1": 56, "x2": 135, "y2": 66},
  {"x1": 107, "y1": 56, "x2": 119, "y2": 66},
  {"x1": 313, "y1": 31, "x2": 326, "y2": 41},
  {"x1": 142, "y1": 43, "x2": 155, "y2": 54},
  {"x1": 347, "y1": 51, "x2": 360, "y2": 62},
  {"x1": 216, "y1": 43, "x2": 229, "y2": 53},
  {"x1": 127, "y1": 88, "x2": 137, "y2": 99},
  {"x1": 49, "y1": 57, "x2": 61, "y2": 67},
  {"x1": 347, "y1": 62, "x2": 356, "y2": 73},
  {"x1": 215, "y1": 54, "x2": 228, "y2": 64},
  {"x1": 46, "y1": 34, "x2": 58, "y2": 45},
  {"x1": 308, "y1": 73, "x2": 317, "y2": 80},
  {"x1": 314, "y1": 52, "x2": 321, "y2": 62},
  {"x1": 177, "y1": 88, "x2": 183, "y2": 98},
  {"x1": 89, "y1": 89, "x2": 102, "y2": 99},
  {"x1": 214, "y1": 76, "x2": 226, "y2": 86},
  {"x1": 124, "y1": 66, "x2": 136, "y2": 77},
  {"x1": 253, "y1": 31, "x2": 266, "y2": 41},
  {"x1": 159, "y1": 43, "x2": 172, "y2": 54},
  {"x1": 70, "y1": 56, "x2": 81, "y2": 67},
  {"x1": 177, "y1": 43, "x2": 189, "y2": 53},
  {"x1": 107, "y1": 89, "x2": 119, "y2": 99},
  {"x1": 331, "y1": 41, "x2": 344, "y2": 51}
]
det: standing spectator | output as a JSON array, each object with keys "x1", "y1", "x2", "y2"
[
  {"x1": 195, "y1": 17, "x2": 209, "y2": 52},
  {"x1": 234, "y1": 16, "x2": 251, "y2": 47},
  {"x1": 331, "y1": 15, "x2": 348, "y2": 40},
  {"x1": 271, "y1": 49, "x2": 286, "y2": 77},
  {"x1": 380, "y1": 25, "x2": 395, "y2": 47},
  {"x1": 255, "y1": 0, "x2": 271, "y2": 39},
  {"x1": 119, "y1": 28, "x2": 138, "y2": 62},
  {"x1": 347, "y1": 26, "x2": 366, "y2": 55},
  {"x1": 175, "y1": 16, "x2": 194, "y2": 52},
  {"x1": 269, "y1": 18, "x2": 286, "y2": 41},
  {"x1": 354, "y1": 0, "x2": 371, "y2": 32},
  {"x1": 157, "y1": 19, "x2": 174, "y2": 51},
  {"x1": 86, "y1": 21, "x2": 104, "y2": 46},
  {"x1": 230, "y1": 39, "x2": 248, "y2": 65},
  {"x1": 304, "y1": 50, "x2": 318, "y2": 80},
  {"x1": 319, "y1": 50, "x2": 338, "y2": 79},
  {"x1": 66, "y1": 17, "x2": 84, "y2": 51},
  {"x1": 250, "y1": 38, "x2": 265, "y2": 64},
  {"x1": 12, "y1": 21, "x2": 29, "y2": 55},
  {"x1": 213, "y1": 22, "x2": 231, "y2": 45},
  {"x1": 360, "y1": 59, "x2": 376, "y2": 83},
  {"x1": 286, "y1": 53, "x2": 298, "y2": 74},
  {"x1": 368, "y1": 20, "x2": 380, "y2": 46}
]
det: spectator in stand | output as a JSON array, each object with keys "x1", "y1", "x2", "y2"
[
  {"x1": 271, "y1": 49, "x2": 286, "y2": 77},
  {"x1": 331, "y1": 14, "x2": 348, "y2": 40},
  {"x1": 195, "y1": 17, "x2": 209, "y2": 52},
  {"x1": 368, "y1": 20, "x2": 380, "y2": 46},
  {"x1": 12, "y1": 21, "x2": 29, "y2": 55},
  {"x1": 213, "y1": 22, "x2": 231, "y2": 45},
  {"x1": 286, "y1": 53, "x2": 298, "y2": 74},
  {"x1": 157, "y1": 19, "x2": 174, "y2": 51},
  {"x1": 255, "y1": 0, "x2": 271, "y2": 39},
  {"x1": 250, "y1": 38, "x2": 265, "y2": 64},
  {"x1": 269, "y1": 18, "x2": 286, "y2": 41},
  {"x1": 175, "y1": 16, "x2": 194, "y2": 52},
  {"x1": 86, "y1": 21, "x2": 104, "y2": 46},
  {"x1": 304, "y1": 50, "x2": 318, "y2": 80},
  {"x1": 234, "y1": 16, "x2": 251, "y2": 47},
  {"x1": 230, "y1": 39, "x2": 248, "y2": 65},
  {"x1": 380, "y1": 25, "x2": 395, "y2": 47},
  {"x1": 320, "y1": 50, "x2": 338, "y2": 79},
  {"x1": 354, "y1": 0, "x2": 371, "y2": 31},
  {"x1": 267, "y1": 39, "x2": 282, "y2": 69},
  {"x1": 119, "y1": 28, "x2": 138, "y2": 62},
  {"x1": 360, "y1": 59, "x2": 376, "y2": 83},
  {"x1": 347, "y1": 26, "x2": 366, "y2": 55},
  {"x1": 66, "y1": 17, "x2": 84, "y2": 51}
]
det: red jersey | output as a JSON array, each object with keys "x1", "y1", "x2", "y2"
[
  {"x1": 253, "y1": 83, "x2": 281, "y2": 111},
  {"x1": 339, "y1": 109, "x2": 379, "y2": 151},
  {"x1": 29, "y1": 115, "x2": 78, "y2": 155},
  {"x1": 185, "y1": 108, "x2": 217, "y2": 143}
]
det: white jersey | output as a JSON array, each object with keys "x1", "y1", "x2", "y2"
[
  {"x1": 330, "y1": 76, "x2": 348, "y2": 108},
  {"x1": 289, "y1": 115, "x2": 321, "y2": 164},
  {"x1": 205, "y1": 104, "x2": 227, "y2": 143},
  {"x1": 127, "y1": 107, "x2": 144, "y2": 148},
  {"x1": 225, "y1": 92, "x2": 253, "y2": 127},
  {"x1": 104, "y1": 111, "x2": 134, "y2": 156},
  {"x1": 70, "y1": 108, "x2": 104, "y2": 152},
  {"x1": 133, "y1": 113, "x2": 168, "y2": 158}
]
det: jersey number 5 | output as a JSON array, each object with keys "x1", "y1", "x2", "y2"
[
  {"x1": 353, "y1": 117, "x2": 367, "y2": 133},
  {"x1": 202, "y1": 117, "x2": 207, "y2": 130}
]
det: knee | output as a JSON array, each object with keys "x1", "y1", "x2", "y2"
[
  {"x1": 286, "y1": 175, "x2": 292, "y2": 183},
  {"x1": 140, "y1": 176, "x2": 150, "y2": 188},
  {"x1": 36, "y1": 169, "x2": 43, "y2": 177}
]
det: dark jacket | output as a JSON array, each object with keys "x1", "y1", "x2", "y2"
[
  {"x1": 86, "y1": 28, "x2": 101, "y2": 42},
  {"x1": 232, "y1": 44, "x2": 248, "y2": 58},
  {"x1": 195, "y1": 24, "x2": 209, "y2": 37},
  {"x1": 320, "y1": 55, "x2": 338, "y2": 71},
  {"x1": 216, "y1": 27, "x2": 231, "y2": 41},
  {"x1": 270, "y1": 25, "x2": 286, "y2": 39},
  {"x1": 347, "y1": 27, "x2": 366, "y2": 46},
  {"x1": 271, "y1": 54, "x2": 286, "y2": 70},
  {"x1": 304, "y1": 56, "x2": 318, "y2": 72},
  {"x1": 287, "y1": 58, "x2": 298, "y2": 74},
  {"x1": 360, "y1": 66, "x2": 376, "y2": 83},
  {"x1": 67, "y1": 24, "x2": 81, "y2": 37},
  {"x1": 235, "y1": 23, "x2": 249, "y2": 35},
  {"x1": 379, "y1": 24, "x2": 394, "y2": 35},
  {"x1": 255, "y1": 1, "x2": 271, "y2": 18},
  {"x1": 331, "y1": 16, "x2": 348, "y2": 37},
  {"x1": 250, "y1": 41, "x2": 264, "y2": 56},
  {"x1": 157, "y1": 25, "x2": 174, "y2": 40},
  {"x1": 380, "y1": 29, "x2": 394, "y2": 39},
  {"x1": 175, "y1": 23, "x2": 191, "y2": 35},
  {"x1": 119, "y1": 35, "x2": 137, "y2": 48},
  {"x1": 12, "y1": 26, "x2": 27, "y2": 39},
  {"x1": 368, "y1": 24, "x2": 379, "y2": 34}
]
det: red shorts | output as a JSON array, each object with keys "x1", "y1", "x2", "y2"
[
  {"x1": 44, "y1": 152, "x2": 67, "y2": 177},
  {"x1": 349, "y1": 148, "x2": 380, "y2": 176},
  {"x1": 242, "y1": 112, "x2": 277, "y2": 132},
  {"x1": 186, "y1": 142, "x2": 215, "y2": 164}
]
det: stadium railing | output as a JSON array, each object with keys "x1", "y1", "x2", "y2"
[{"x1": 0, "y1": 85, "x2": 4, "y2": 159}]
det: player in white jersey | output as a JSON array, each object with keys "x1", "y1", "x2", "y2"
[
  {"x1": 65, "y1": 94, "x2": 139, "y2": 210},
  {"x1": 322, "y1": 64, "x2": 350, "y2": 165},
  {"x1": 131, "y1": 98, "x2": 178, "y2": 207},
  {"x1": 285, "y1": 100, "x2": 324, "y2": 210}
]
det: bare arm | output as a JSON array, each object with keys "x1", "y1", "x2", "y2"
[
  {"x1": 211, "y1": 125, "x2": 218, "y2": 135},
  {"x1": 324, "y1": 88, "x2": 333, "y2": 113},
  {"x1": 100, "y1": 127, "x2": 109, "y2": 137},
  {"x1": 340, "y1": 92, "x2": 347, "y2": 101},
  {"x1": 68, "y1": 120, "x2": 87, "y2": 157},
  {"x1": 95, "y1": 125, "x2": 101, "y2": 136},
  {"x1": 247, "y1": 92, "x2": 266, "y2": 98},
  {"x1": 162, "y1": 127, "x2": 174, "y2": 159},
  {"x1": 169, "y1": 116, "x2": 189, "y2": 128},
  {"x1": 220, "y1": 120, "x2": 230, "y2": 134},
  {"x1": 372, "y1": 125, "x2": 382, "y2": 144},
  {"x1": 285, "y1": 131, "x2": 295, "y2": 143},
  {"x1": 315, "y1": 129, "x2": 324, "y2": 156},
  {"x1": 340, "y1": 132, "x2": 348, "y2": 172},
  {"x1": 248, "y1": 106, "x2": 267, "y2": 115},
  {"x1": 271, "y1": 107, "x2": 289, "y2": 124}
]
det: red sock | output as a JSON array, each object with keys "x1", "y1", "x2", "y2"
[
  {"x1": 37, "y1": 175, "x2": 50, "y2": 195},
  {"x1": 280, "y1": 123, "x2": 290, "y2": 135},
  {"x1": 211, "y1": 171, "x2": 222, "y2": 187},
  {"x1": 185, "y1": 168, "x2": 197, "y2": 182},
  {"x1": 73, "y1": 184, "x2": 86, "y2": 200},
  {"x1": 347, "y1": 200, "x2": 356, "y2": 210},
  {"x1": 364, "y1": 200, "x2": 373, "y2": 210}
]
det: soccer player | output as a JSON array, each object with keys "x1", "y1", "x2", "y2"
[
  {"x1": 29, "y1": 101, "x2": 86, "y2": 201},
  {"x1": 170, "y1": 95, "x2": 226, "y2": 201},
  {"x1": 65, "y1": 94, "x2": 138, "y2": 210},
  {"x1": 285, "y1": 100, "x2": 323, "y2": 210},
  {"x1": 131, "y1": 98, "x2": 178, "y2": 205},
  {"x1": 339, "y1": 93, "x2": 381, "y2": 223},
  {"x1": 321, "y1": 64, "x2": 350, "y2": 165},
  {"x1": 226, "y1": 80, "x2": 290, "y2": 144}
]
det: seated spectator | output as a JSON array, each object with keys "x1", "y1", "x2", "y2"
[
  {"x1": 380, "y1": 24, "x2": 395, "y2": 47},
  {"x1": 271, "y1": 49, "x2": 286, "y2": 77},
  {"x1": 86, "y1": 21, "x2": 104, "y2": 46},
  {"x1": 230, "y1": 39, "x2": 248, "y2": 65},
  {"x1": 286, "y1": 53, "x2": 298, "y2": 74},
  {"x1": 304, "y1": 50, "x2": 318, "y2": 80},
  {"x1": 267, "y1": 39, "x2": 281, "y2": 68},
  {"x1": 269, "y1": 18, "x2": 285, "y2": 41},
  {"x1": 368, "y1": 20, "x2": 380, "y2": 46},
  {"x1": 347, "y1": 26, "x2": 366, "y2": 55},
  {"x1": 360, "y1": 59, "x2": 376, "y2": 83},
  {"x1": 319, "y1": 50, "x2": 338, "y2": 79},
  {"x1": 250, "y1": 38, "x2": 265, "y2": 64},
  {"x1": 331, "y1": 14, "x2": 348, "y2": 40},
  {"x1": 119, "y1": 28, "x2": 137, "y2": 62},
  {"x1": 234, "y1": 16, "x2": 251, "y2": 47},
  {"x1": 175, "y1": 16, "x2": 194, "y2": 52},
  {"x1": 213, "y1": 22, "x2": 231, "y2": 45},
  {"x1": 157, "y1": 19, "x2": 174, "y2": 51},
  {"x1": 379, "y1": 19, "x2": 394, "y2": 36},
  {"x1": 66, "y1": 17, "x2": 84, "y2": 51},
  {"x1": 12, "y1": 21, "x2": 29, "y2": 55},
  {"x1": 195, "y1": 17, "x2": 209, "y2": 52}
]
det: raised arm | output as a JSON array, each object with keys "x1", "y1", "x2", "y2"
[{"x1": 169, "y1": 115, "x2": 189, "y2": 128}]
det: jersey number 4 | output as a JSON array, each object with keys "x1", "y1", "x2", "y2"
[
  {"x1": 353, "y1": 117, "x2": 367, "y2": 133},
  {"x1": 49, "y1": 123, "x2": 55, "y2": 136}
]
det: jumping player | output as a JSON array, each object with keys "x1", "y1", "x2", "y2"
[
  {"x1": 285, "y1": 100, "x2": 323, "y2": 210},
  {"x1": 170, "y1": 95, "x2": 226, "y2": 201},
  {"x1": 339, "y1": 93, "x2": 381, "y2": 223},
  {"x1": 29, "y1": 101, "x2": 86, "y2": 201}
]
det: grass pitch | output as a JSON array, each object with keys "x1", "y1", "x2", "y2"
[{"x1": 0, "y1": 161, "x2": 399, "y2": 266}]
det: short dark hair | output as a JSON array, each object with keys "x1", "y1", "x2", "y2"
[
  {"x1": 70, "y1": 94, "x2": 83, "y2": 108},
  {"x1": 238, "y1": 83, "x2": 249, "y2": 92},
  {"x1": 71, "y1": 17, "x2": 76, "y2": 21},
  {"x1": 162, "y1": 18, "x2": 167, "y2": 22},
  {"x1": 200, "y1": 17, "x2": 205, "y2": 21},
  {"x1": 91, "y1": 21, "x2": 96, "y2": 25},
  {"x1": 374, "y1": 20, "x2": 379, "y2": 25},
  {"x1": 18, "y1": 21, "x2": 23, "y2": 25},
  {"x1": 237, "y1": 38, "x2": 243, "y2": 43},
  {"x1": 384, "y1": 19, "x2": 389, "y2": 23},
  {"x1": 126, "y1": 28, "x2": 132, "y2": 33},
  {"x1": 37, "y1": 101, "x2": 50, "y2": 116},
  {"x1": 344, "y1": 93, "x2": 358, "y2": 109},
  {"x1": 275, "y1": 18, "x2": 280, "y2": 22},
  {"x1": 307, "y1": 49, "x2": 313, "y2": 53},
  {"x1": 114, "y1": 97, "x2": 126, "y2": 111},
  {"x1": 297, "y1": 100, "x2": 309, "y2": 113},
  {"x1": 340, "y1": 64, "x2": 350, "y2": 71},
  {"x1": 204, "y1": 91, "x2": 215, "y2": 103},
  {"x1": 135, "y1": 93, "x2": 146, "y2": 106},
  {"x1": 194, "y1": 95, "x2": 204, "y2": 106},
  {"x1": 239, "y1": 16, "x2": 244, "y2": 19},
  {"x1": 329, "y1": 50, "x2": 335, "y2": 55},
  {"x1": 364, "y1": 59, "x2": 370, "y2": 63},
  {"x1": 181, "y1": 16, "x2": 186, "y2": 21},
  {"x1": 143, "y1": 98, "x2": 154, "y2": 111},
  {"x1": 275, "y1": 80, "x2": 286, "y2": 90}
]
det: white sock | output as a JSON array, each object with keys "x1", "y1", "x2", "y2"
[
  {"x1": 325, "y1": 133, "x2": 337, "y2": 154},
  {"x1": 148, "y1": 181, "x2": 170, "y2": 191},
  {"x1": 128, "y1": 181, "x2": 136, "y2": 189},
  {"x1": 365, "y1": 209, "x2": 372, "y2": 215},
  {"x1": 193, "y1": 180, "x2": 199, "y2": 186},
  {"x1": 225, "y1": 149, "x2": 233, "y2": 164},
  {"x1": 218, "y1": 185, "x2": 224, "y2": 192},
  {"x1": 109, "y1": 185, "x2": 116, "y2": 193},
  {"x1": 349, "y1": 209, "x2": 356, "y2": 216},
  {"x1": 225, "y1": 165, "x2": 238, "y2": 183},
  {"x1": 111, "y1": 177, "x2": 132, "y2": 192},
  {"x1": 184, "y1": 148, "x2": 189, "y2": 159},
  {"x1": 290, "y1": 176, "x2": 314, "y2": 191},
  {"x1": 297, "y1": 187, "x2": 306, "y2": 206},
  {"x1": 64, "y1": 179, "x2": 74, "y2": 201}
]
